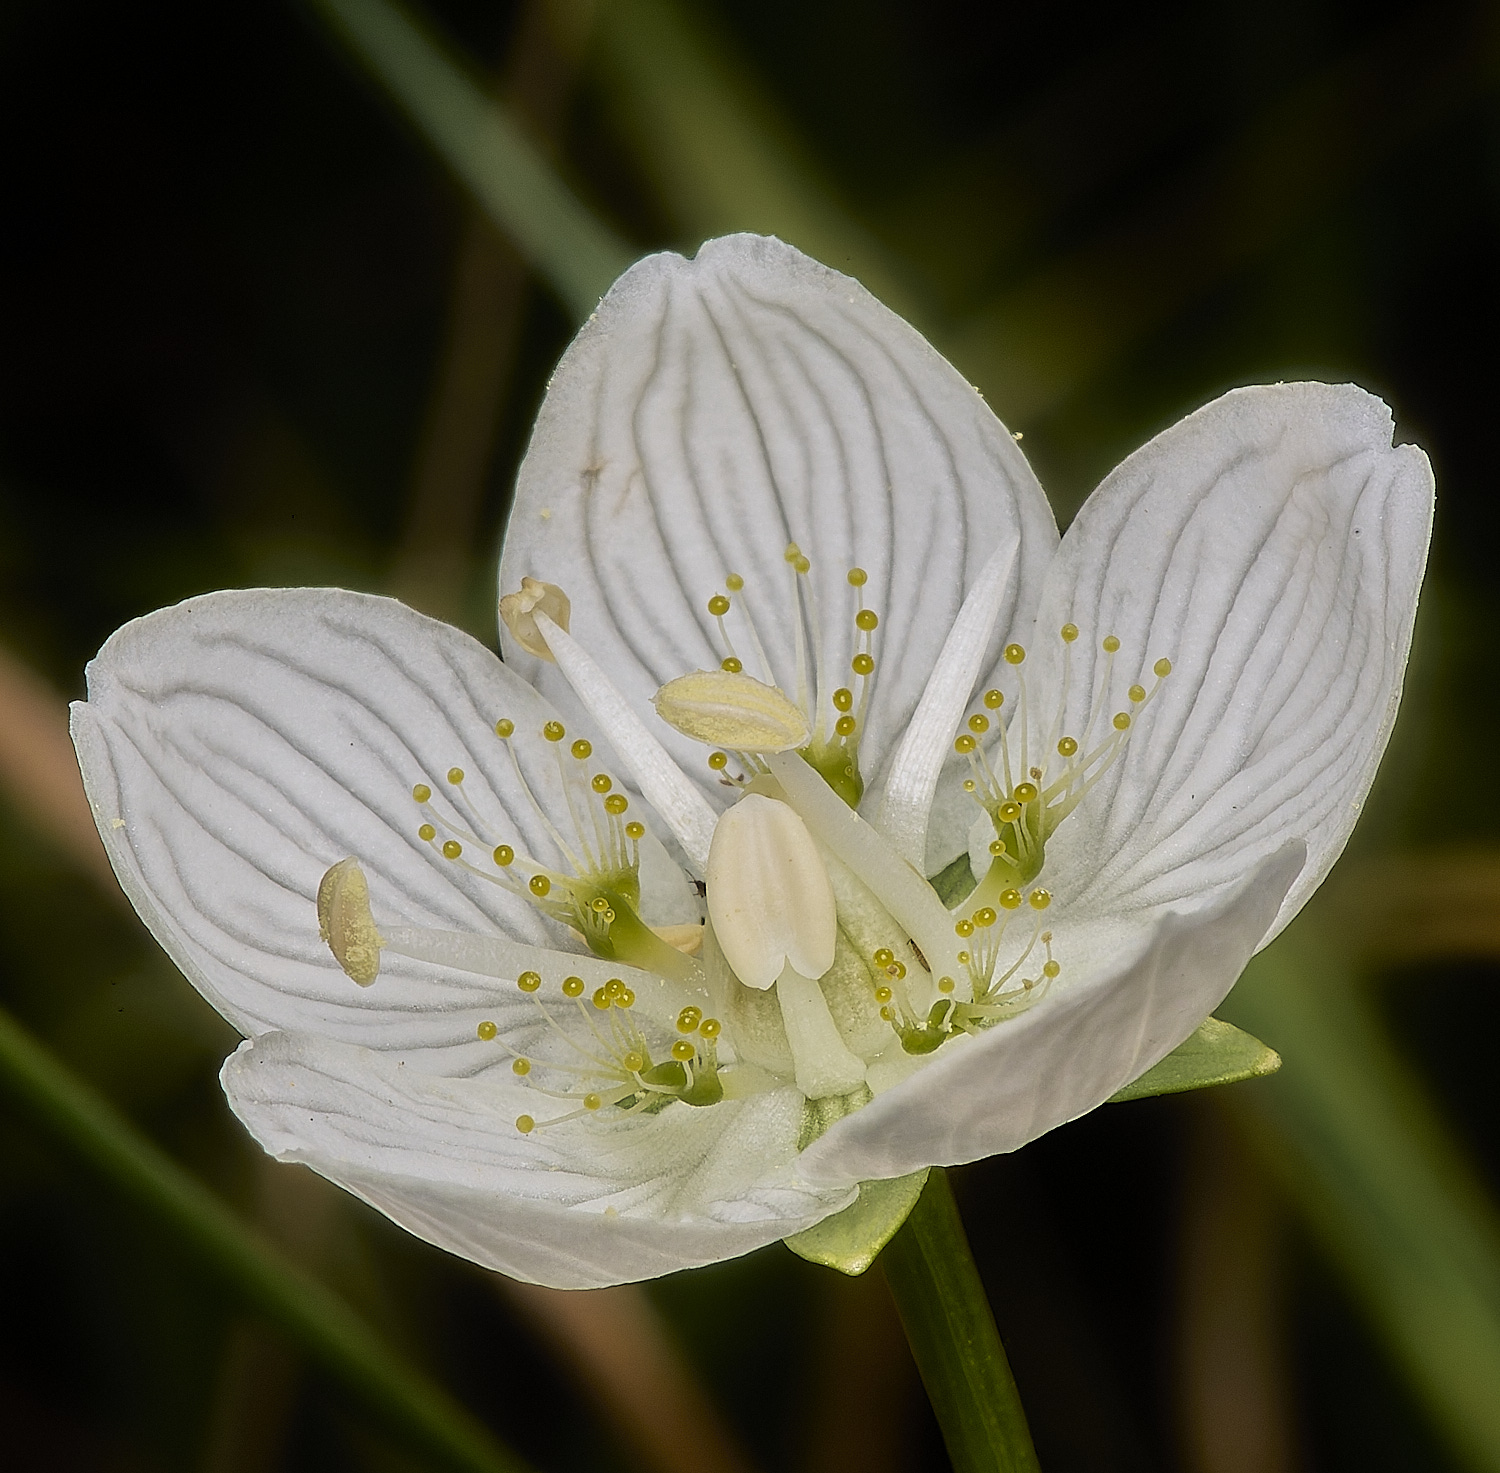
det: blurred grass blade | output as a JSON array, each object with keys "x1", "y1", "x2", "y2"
[
  {"x1": 584, "y1": 0, "x2": 922, "y2": 320},
  {"x1": 0, "y1": 1006, "x2": 535, "y2": 1473},
  {"x1": 309, "y1": 0, "x2": 633, "y2": 320},
  {"x1": 1223, "y1": 919, "x2": 1500, "y2": 1473}
]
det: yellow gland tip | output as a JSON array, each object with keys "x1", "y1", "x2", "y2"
[
  {"x1": 412, "y1": 783, "x2": 431, "y2": 803},
  {"x1": 447, "y1": 767, "x2": 464, "y2": 785},
  {"x1": 571, "y1": 738, "x2": 592, "y2": 760},
  {"x1": 1000, "y1": 889, "x2": 1023, "y2": 910},
  {"x1": 418, "y1": 823, "x2": 436, "y2": 842},
  {"x1": 955, "y1": 918, "x2": 975, "y2": 938},
  {"x1": 1113, "y1": 712, "x2": 1131, "y2": 730},
  {"x1": 968, "y1": 713, "x2": 990, "y2": 734},
  {"x1": 495, "y1": 718, "x2": 514, "y2": 738},
  {"x1": 998, "y1": 801, "x2": 1022, "y2": 822},
  {"x1": 983, "y1": 688, "x2": 1004, "y2": 709},
  {"x1": 874, "y1": 985, "x2": 893, "y2": 1003},
  {"x1": 1102, "y1": 635, "x2": 1121, "y2": 653},
  {"x1": 835, "y1": 715, "x2": 857, "y2": 736},
  {"x1": 726, "y1": 573, "x2": 744, "y2": 591},
  {"x1": 1030, "y1": 889, "x2": 1052, "y2": 910},
  {"x1": 493, "y1": 844, "x2": 513, "y2": 866},
  {"x1": 625, "y1": 821, "x2": 645, "y2": 839},
  {"x1": 623, "y1": 1051, "x2": 645, "y2": 1072},
  {"x1": 708, "y1": 594, "x2": 731, "y2": 616},
  {"x1": 543, "y1": 721, "x2": 565, "y2": 742},
  {"x1": 955, "y1": 734, "x2": 977, "y2": 754},
  {"x1": 833, "y1": 687, "x2": 854, "y2": 711},
  {"x1": 516, "y1": 1115, "x2": 535, "y2": 1133},
  {"x1": 847, "y1": 567, "x2": 867, "y2": 587},
  {"x1": 1061, "y1": 623, "x2": 1079, "y2": 643},
  {"x1": 721, "y1": 657, "x2": 743, "y2": 673},
  {"x1": 518, "y1": 971, "x2": 542, "y2": 993},
  {"x1": 699, "y1": 1018, "x2": 721, "y2": 1039},
  {"x1": 1014, "y1": 782, "x2": 1038, "y2": 803},
  {"x1": 584, "y1": 1094, "x2": 602, "y2": 1111},
  {"x1": 852, "y1": 653, "x2": 875, "y2": 676},
  {"x1": 477, "y1": 1020, "x2": 497, "y2": 1041},
  {"x1": 708, "y1": 752, "x2": 728, "y2": 770},
  {"x1": 591, "y1": 773, "x2": 612, "y2": 793},
  {"x1": 677, "y1": 1006, "x2": 702, "y2": 1032},
  {"x1": 529, "y1": 874, "x2": 551, "y2": 896},
  {"x1": 562, "y1": 976, "x2": 585, "y2": 997},
  {"x1": 672, "y1": 1039, "x2": 696, "y2": 1061},
  {"x1": 604, "y1": 794, "x2": 628, "y2": 815},
  {"x1": 1128, "y1": 684, "x2": 1146, "y2": 703},
  {"x1": 856, "y1": 609, "x2": 879, "y2": 632},
  {"x1": 938, "y1": 976, "x2": 955, "y2": 993},
  {"x1": 1057, "y1": 736, "x2": 1078, "y2": 757},
  {"x1": 512, "y1": 1057, "x2": 530, "y2": 1075},
  {"x1": 592, "y1": 987, "x2": 611, "y2": 1010},
  {"x1": 1043, "y1": 959, "x2": 1061, "y2": 978},
  {"x1": 1004, "y1": 643, "x2": 1026, "y2": 665},
  {"x1": 1154, "y1": 657, "x2": 1172, "y2": 678},
  {"x1": 442, "y1": 840, "x2": 462, "y2": 860},
  {"x1": 989, "y1": 838, "x2": 1006, "y2": 856},
  {"x1": 873, "y1": 948, "x2": 895, "y2": 967},
  {"x1": 974, "y1": 907, "x2": 997, "y2": 928}
]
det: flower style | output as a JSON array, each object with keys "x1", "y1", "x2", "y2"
[{"x1": 70, "y1": 235, "x2": 1433, "y2": 1289}]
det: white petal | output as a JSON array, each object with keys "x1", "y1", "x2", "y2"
[
  {"x1": 1026, "y1": 384, "x2": 1432, "y2": 941},
  {"x1": 800, "y1": 842, "x2": 1303, "y2": 1182},
  {"x1": 500, "y1": 234, "x2": 1057, "y2": 810},
  {"x1": 71, "y1": 588, "x2": 689, "y2": 1063},
  {"x1": 222, "y1": 1031, "x2": 854, "y2": 1288}
]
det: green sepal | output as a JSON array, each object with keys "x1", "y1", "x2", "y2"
[
  {"x1": 1109, "y1": 1016, "x2": 1280, "y2": 1103},
  {"x1": 784, "y1": 1168, "x2": 930, "y2": 1275}
]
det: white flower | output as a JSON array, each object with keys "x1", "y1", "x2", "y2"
[{"x1": 70, "y1": 235, "x2": 1432, "y2": 1289}]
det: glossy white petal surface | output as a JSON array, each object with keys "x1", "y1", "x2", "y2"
[
  {"x1": 1026, "y1": 384, "x2": 1432, "y2": 942},
  {"x1": 500, "y1": 234, "x2": 1056, "y2": 812},
  {"x1": 70, "y1": 588, "x2": 683, "y2": 1066},
  {"x1": 223, "y1": 1031, "x2": 853, "y2": 1288},
  {"x1": 802, "y1": 843, "x2": 1304, "y2": 1182}
]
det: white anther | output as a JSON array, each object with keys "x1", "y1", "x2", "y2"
[
  {"x1": 706, "y1": 794, "x2": 836, "y2": 990},
  {"x1": 653, "y1": 669, "x2": 811, "y2": 752},
  {"x1": 500, "y1": 578, "x2": 571, "y2": 661}
]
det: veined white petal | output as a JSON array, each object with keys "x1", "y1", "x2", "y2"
[
  {"x1": 1027, "y1": 384, "x2": 1432, "y2": 944},
  {"x1": 877, "y1": 534, "x2": 1018, "y2": 866},
  {"x1": 69, "y1": 589, "x2": 670, "y2": 1064},
  {"x1": 223, "y1": 1031, "x2": 855, "y2": 1288},
  {"x1": 500, "y1": 234, "x2": 1057, "y2": 810},
  {"x1": 533, "y1": 611, "x2": 718, "y2": 873},
  {"x1": 801, "y1": 842, "x2": 1303, "y2": 1182}
]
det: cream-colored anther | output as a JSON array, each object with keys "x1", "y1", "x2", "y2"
[
  {"x1": 706, "y1": 794, "x2": 835, "y2": 990},
  {"x1": 499, "y1": 578, "x2": 571, "y2": 662},
  {"x1": 317, "y1": 857, "x2": 385, "y2": 985},
  {"x1": 653, "y1": 669, "x2": 811, "y2": 753}
]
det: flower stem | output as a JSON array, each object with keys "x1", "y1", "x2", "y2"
[
  {"x1": 0, "y1": 1005, "x2": 533, "y2": 1473},
  {"x1": 882, "y1": 1167, "x2": 1041, "y2": 1473}
]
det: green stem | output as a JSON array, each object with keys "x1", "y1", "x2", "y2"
[
  {"x1": 882, "y1": 1168, "x2": 1041, "y2": 1473},
  {"x1": 0, "y1": 1007, "x2": 534, "y2": 1473}
]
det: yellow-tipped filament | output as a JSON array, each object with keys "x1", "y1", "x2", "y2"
[{"x1": 955, "y1": 628, "x2": 1172, "y2": 896}]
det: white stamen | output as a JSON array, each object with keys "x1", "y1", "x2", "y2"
[
  {"x1": 534, "y1": 612, "x2": 719, "y2": 873},
  {"x1": 877, "y1": 536, "x2": 1018, "y2": 866},
  {"x1": 775, "y1": 963, "x2": 867, "y2": 1099},
  {"x1": 705, "y1": 794, "x2": 836, "y2": 990}
]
